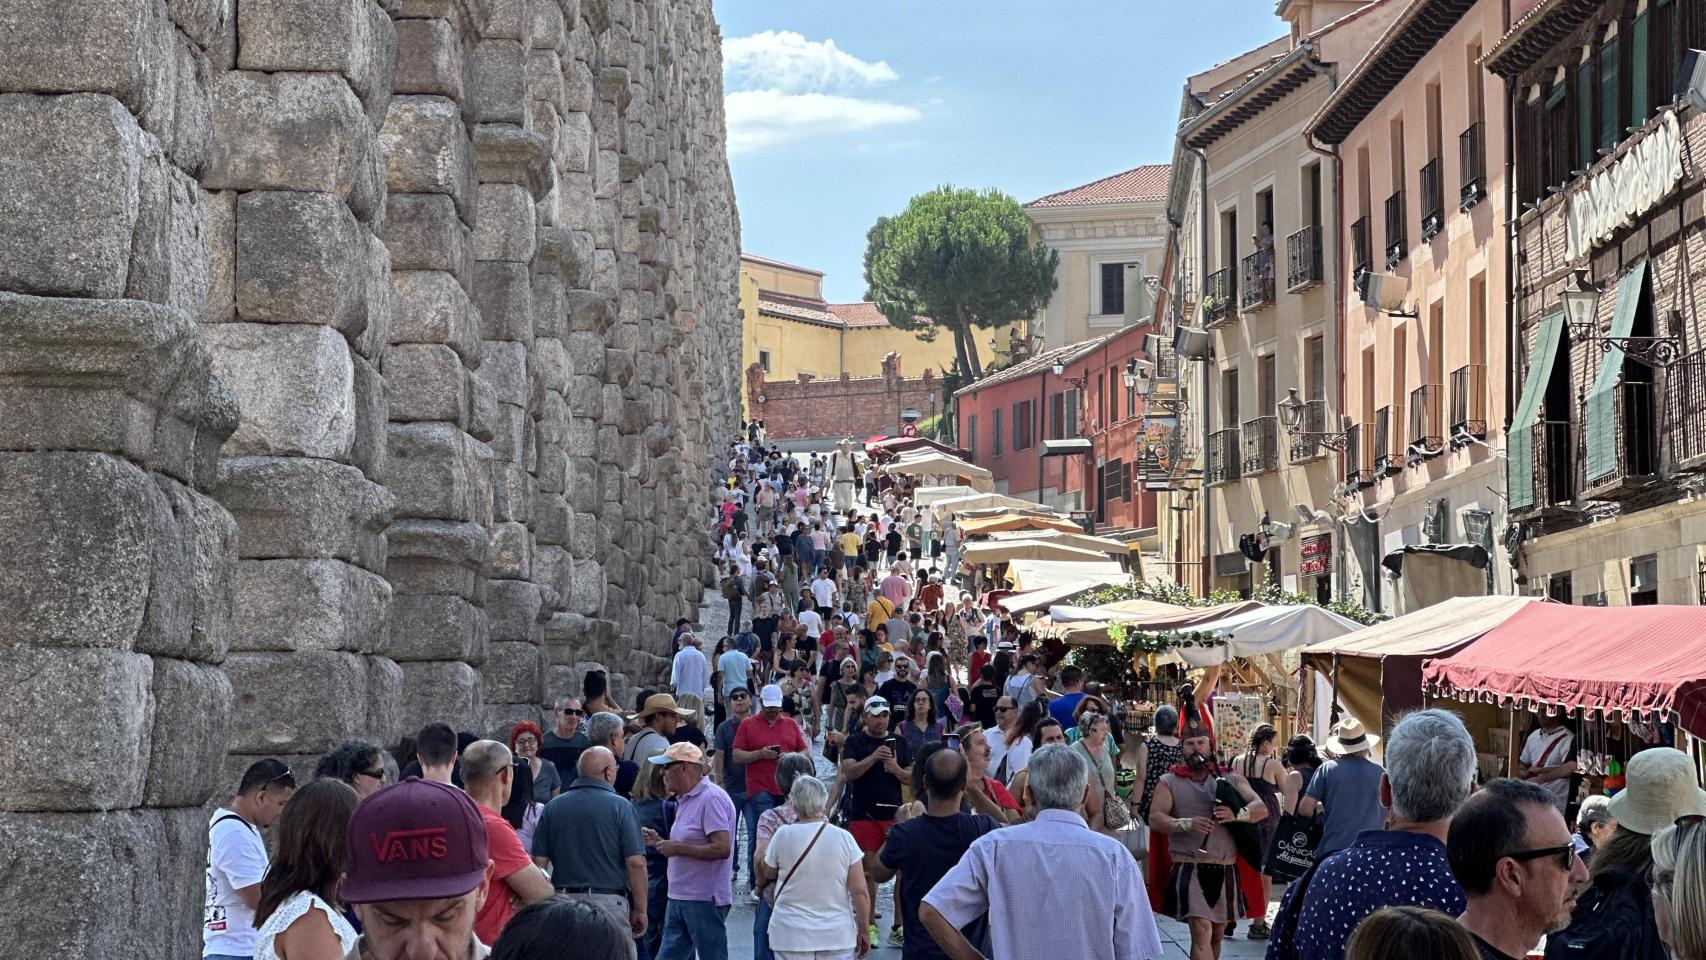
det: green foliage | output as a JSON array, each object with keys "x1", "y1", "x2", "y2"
[
  {"x1": 863, "y1": 187, "x2": 1059, "y2": 377},
  {"x1": 1066, "y1": 644, "x2": 1135, "y2": 687},
  {"x1": 1112, "y1": 627, "x2": 1219, "y2": 655}
]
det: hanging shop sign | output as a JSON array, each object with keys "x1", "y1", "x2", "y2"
[
  {"x1": 1300, "y1": 534, "x2": 1332, "y2": 576},
  {"x1": 1565, "y1": 110, "x2": 1684, "y2": 262},
  {"x1": 1139, "y1": 416, "x2": 1178, "y2": 472},
  {"x1": 1215, "y1": 551, "x2": 1250, "y2": 578}
]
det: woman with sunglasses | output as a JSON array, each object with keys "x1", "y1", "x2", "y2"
[{"x1": 507, "y1": 721, "x2": 561, "y2": 804}]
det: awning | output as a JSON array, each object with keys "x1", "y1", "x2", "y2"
[
  {"x1": 932, "y1": 492, "x2": 1043, "y2": 516},
  {"x1": 985, "y1": 528, "x2": 1130, "y2": 557},
  {"x1": 960, "y1": 539, "x2": 1111, "y2": 564},
  {"x1": 1167, "y1": 604, "x2": 1363, "y2": 667},
  {"x1": 865, "y1": 435, "x2": 970, "y2": 459},
  {"x1": 884, "y1": 452, "x2": 995, "y2": 490},
  {"x1": 997, "y1": 575, "x2": 1130, "y2": 614},
  {"x1": 912, "y1": 484, "x2": 982, "y2": 507},
  {"x1": 1044, "y1": 600, "x2": 1260, "y2": 646},
  {"x1": 1304, "y1": 595, "x2": 1546, "y2": 658},
  {"x1": 1006, "y1": 558, "x2": 1127, "y2": 591},
  {"x1": 1421, "y1": 603, "x2": 1706, "y2": 731},
  {"x1": 1507, "y1": 310, "x2": 1564, "y2": 512},
  {"x1": 1584, "y1": 261, "x2": 1647, "y2": 486},
  {"x1": 956, "y1": 512, "x2": 1085, "y2": 536},
  {"x1": 1041, "y1": 438, "x2": 1094, "y2": 457}
]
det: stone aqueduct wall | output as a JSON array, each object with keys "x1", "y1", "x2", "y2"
[{"x1": 0, "y1": 0, "x2": 739, "y2": 955}]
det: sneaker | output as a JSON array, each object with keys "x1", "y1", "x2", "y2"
[
  {"x1": 868, "y1": 924, "x2": 881, "y2": 948},
  {"x1": 888, "y1": 925, "x2": 905, "y2": 948},
  {"x1": 1248, "y1": 920, "x2": 1271, "y2": 940},
  {"x1": 1225, "y1": 921, "x2": 1238, "y2": 938}
]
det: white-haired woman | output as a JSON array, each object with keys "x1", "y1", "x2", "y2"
[{"x1": 759, "y1": 775, "x2": 872, "y2": 960}]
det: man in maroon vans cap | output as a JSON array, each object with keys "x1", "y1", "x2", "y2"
[{"x1": 340, "y1": 777, "x2": 494, "y2": 960}]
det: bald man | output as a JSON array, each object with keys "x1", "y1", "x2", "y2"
[
  {"x1": 533, "y1": 745, "x2": 649, "y2": 937},
  {"x1": 461, "y1": 739, "x2": 552, "y2": 944}
]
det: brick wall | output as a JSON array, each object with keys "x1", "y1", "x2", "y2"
[{"x1": 748, "y1": 361, "x2": 941, "y2": 440}]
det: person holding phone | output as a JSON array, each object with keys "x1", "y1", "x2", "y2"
[
  {"x1": 732, "y1": 684, "x2": 811, "y2": 882},
  {"x1": 839, "y1": 696, "x2": 915, "y2": 949}
]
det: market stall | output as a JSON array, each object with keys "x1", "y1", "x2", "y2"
[
  {"x1": 959, "y1": 538, "x2": 1111, "y2": 565},
  {"x1": 956, "y1": 512, "x2": 1086, "y2": 536},
  {"x1": 984, "y1": 528, "x2": 1133, "y2": 558},
  {"x1": 931, "y1": 492, "x2": 1045, "y2": 516},
  {"x1": 995, "y1": 575, "x2": 1132, "y2": 615},
  {"x1": 1005, "y1": 557, "x2": 1127, "y2": 591},
  {"x1": 864, "y1": 435, "x2": 970, "y2": 460},
  {"x1": 882, "y1": 451, "x2": 995, "y2": 491},
  {"x1": 1043, "y1": 599, "x2": 1260, "y2": 646},
  {"x1": 1163, "y1": 604, "x2": 1362, "y2": 668},
  {"x1": 911, "y1": 484, "x2": 984, "y2": 507}
]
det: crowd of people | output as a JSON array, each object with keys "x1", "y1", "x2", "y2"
[{"x1": 200, "y1": 431, "x2": 1706, "y2": 960}]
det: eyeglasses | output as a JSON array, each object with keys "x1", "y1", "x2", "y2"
[
  {"x1": 356, "y1": 768, "x2": 385, "y2": 781},
  {"x1": 995, "y1": 705, "x2": 1014, "y2": 713},
  {"x1": 1507, "y1": 843, "x2": 1577, "y2": 872},
  {"x1": 560, "y1": 708, "x2": 584, "y2": 716},
  {"x1": 268, "y1": 770, "x2": 298, "y2": 790}
]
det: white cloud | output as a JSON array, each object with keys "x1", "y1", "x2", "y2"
[
  {"x1": 722, "y1": 31, "x2": 922, "y2": 154},
  {"x1": 724, "y1": 30, "x2": 899, "y2": 94},
  {"x1": 725, "y1": 90, "x2": 923, "y2": 155}
]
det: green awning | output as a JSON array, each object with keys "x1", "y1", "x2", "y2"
[
  {"x1": 1508, "y1": 311, "x2": 1565, "y2": 512},
  {"x1": 1584, "y1": 261, "x2": 1648, "y2": 486}
]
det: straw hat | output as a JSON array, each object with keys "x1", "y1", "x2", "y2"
[
  {"x1": 1606, "y1": 747, "x2": 1706, "y2": 836},
  {"x1": 1326, "y1": 717, "x2": 1380, "y2": 755},
  {"x1": 631, "y1": 693, "x2": 694, "y2": 723}
]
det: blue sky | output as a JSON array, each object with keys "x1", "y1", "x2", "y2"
[{"x1": 714, "y1": 1, "x2": 1292, "y2": 302}]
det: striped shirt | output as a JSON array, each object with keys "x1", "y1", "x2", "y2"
[{"x1": 923, "y1": 809, "x2": 1163, "y2": 960}]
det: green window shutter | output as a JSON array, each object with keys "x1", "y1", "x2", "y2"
[
  {"x1": 1600, "y1": 38, "x2": 1621, "y2": 151},
  {"x1": 1632, "y1": 13, "x2": 1651, "y2": 125},
  {"x1": 1584, "y1": 261, "x2": 1648, "y2": 486},
  {"x1": 1577, "y1": 61, "x2": 1596, "y2": 172},
  {"x1": 1508, "y1": 312, "x2": 1565, "y2": 512}
]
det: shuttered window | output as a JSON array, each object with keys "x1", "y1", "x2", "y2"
[
  {"x1": 1545, "y1": 81, "x2": 1570, "y2": 191},
  {"x1": 1632, "y1": 11, "x2": 1651, "y2": 126},
  {"x1": 1599, "y1": 36, "x2": 1621, "y2": 152},
  {"x1": 1101, "y1": 263, "x2": 1126, "y2": 316},
  {"x1": 1577, "y1": 59, "x2": 1596, "y2": 172}
]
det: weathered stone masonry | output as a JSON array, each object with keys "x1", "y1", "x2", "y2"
[{"x1": 0, "y1": 0, "x2": 740, "y2": 955}]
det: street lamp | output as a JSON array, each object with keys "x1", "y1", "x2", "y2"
[
  {"x1": 1561, "y1": 268, "x2": 1688, "y2": 366},
  {"x1": 1560, "y1": 272, "x2": 1601, "y2": 341},
  {"x1": 1277, "y1": 387, "x2": 1352, "y2": 452}
]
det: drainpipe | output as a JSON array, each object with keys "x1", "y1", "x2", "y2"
[
  {"x1": 1185, "y1": 141, "x2": 1212, "y2": 595},
  {"x1": 1499, "y1": 0, "x2": 1518, "y2": 596},
  {"x1": 1301, "y1": 53, "x2": 1346, "y2": 600}
]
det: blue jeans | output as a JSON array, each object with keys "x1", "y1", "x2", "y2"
[
  {"x1": 727, "y1": 790, "x2": 749, "y2": 878},
  {"x1": 753, "y1": 894, "x2": 775, "y2": 960},
  {"x1": 656, "y1": 899, "x2": 730, "y2": 960},
  {"x1": 744, "y1": 790, "x2": 781, "y2": 878}
]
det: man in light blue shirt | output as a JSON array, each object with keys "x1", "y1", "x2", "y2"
[
  {"x1": 718, "y1": 641, "x2": 752, "y2": 701},
  {"x1": 1299, "y1": 717, "x2": 1388, "y2": 855},
  {"x1": 922, "y1": 744, "x2": 1162, "y2": 960}
]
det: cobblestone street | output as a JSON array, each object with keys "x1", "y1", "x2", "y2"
[{"x1": 696, "y1": 587, "x2": 1272, "y2": 960}]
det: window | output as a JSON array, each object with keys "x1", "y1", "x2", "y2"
[
  {"x1": 1065, "y1": 388, "x2": 1079, "y2": 438},
  {"x1": 1049, "y1": 392, "x2": 1064, "y2": 441},
  {"x1": 992, "y1": 407, "x2": 1003, "y2": 456},
  {"x1": 1306, "y1": 336, "x2": 1326, "y2": 401},
  {"x1": 1222, "y1": 368, "x2": 1241, "y2": 429},
  {"x1": 1258, "y1": 354, "x2": 1277, "y2": 419},
  {"x1": 1548, "y1": 572, "x2": 1573, "y2": 604},
  {"x1": 1099, "y1": 263, "x2": 1132, "y2": 316},
  {"x1": 1110, "y1": 364, "x2": 1121, "y2": 422},
  {"x1": 1631, "y1": 554, "x2": 1659, "y2": 605},
  {"x1": 1600, "y1": 28, "x2": 1621, "y2": 152},
  {"x1": 1098, "y1": 373, "x2": 1108, "y2": 427},
  {"x1": 967, "y1": 415, "x2": 979, "y2": 460},
  {"x1": 1577, "y1": 52, "x2": 1595, "y2": 172},
  {"x1": 758, "y1": 349, "x2": 771, "y2": 374},
  {"x1": 1012, "y1": 400, "x2": 1035, "y2": 450}
]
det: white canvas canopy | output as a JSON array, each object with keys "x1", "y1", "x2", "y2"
[
  {"x1": 996, "y1": 575, "x2": 1131, "y2": 614},
  {"x1": 911, "y1": 484, "x2": 982, "y2": 506},
  {"x1": 985, "y1": 528, "x2": 1129, "y2": 557},
  {"x1": 960, "y1": 538, "x2": 1109, "y2": 564},
  {"x1": 1167, "y1": 604, "x2": 1362, "y2": 667},
  {"x1": 1005, "y1": 557, "x2": 1126, "y2": 590},
  {"x1": 931, "y1": 492, "x2": 1042, "y2": 517},
  {"x1": 883, "y1": 452, "x2": 994, "y2": 490}
]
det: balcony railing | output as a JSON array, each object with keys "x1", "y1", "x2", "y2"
[
  {"x1": 1419, "y1": 158, "x2": 1443, "y2": 242},
  {"x1": 1373, "y1": 404, "x2": 1406, "y2": 476},
  {"x1": 1204, "y1": 267, "x2": 1236, "y2": 326},
  {"x1": 1532, "y1": 419, "x2": 1576, "y2": 511},
  {"x1": 1242, "y1": 416, "x2": 1279, "y2": 475},
  {"x1": 1459, "y1": 121, "x2": 1487, "y2": 210},
  {"x1": 1286, "y1": 225, "x2": 1323, "y2": 292},
  {"x1": 1153, "y1": 336, "x2": 1179, "y2": 381},
  {"x1": 1344, "y1": 423, "x2": 1374, "y2": 489},
  {"x1": 1582, "y1": 382, "x2": 1659, "y2": 499},
  {"x1": 1207, "y1": 427, "x2": 1243, "y2": 485},
  {"x1": 1288, "y1": 398, "x2": 1328, "y2": 463},
  {"x1": 1671, "y1": 349, "x2": 1706, "y2": 471},
  {"x1": 1384, "y1": 191, "x2": 1407, "y2": 268},
  {"x1": 1449, "y1": 364, "x2": 1487, "y2": 447},
  {"x1": 1408, "y1": 384, "x2": 1444, "y2": 462},
  {"x1": 1351, "y1": 216, "x2": 1372, "y2": 290},
  {"x1": 1241, "y1": 250, "x2": 1275, "y2": 311}
]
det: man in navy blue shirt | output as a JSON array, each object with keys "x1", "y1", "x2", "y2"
[
  {"x1": 1268, "y1": 709, "x2": 1478, "y2": 960},
  {"x1": 873, "y1": 747, "x2": 999, "y2": 959}
]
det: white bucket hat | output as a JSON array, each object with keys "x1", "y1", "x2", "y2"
[
  {"x1": 1606, "y1": 747, "x2": 1706, "y2": 836},
  {"x1": 1325, "y1": 717, "x2": 1379, "y2": 755}
]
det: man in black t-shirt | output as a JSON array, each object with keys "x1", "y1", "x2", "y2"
[
  {"x1": 876, "y1": 656, "x2": 919, "y2": 723},
  {"x1": 840, "y1": 696, "x2": 915, "y2": 912},
  {"x1": 872, "y1": 749, "x2": 999, "y2": 960},
  {"x1": 968, "y1": 667, "x2": 1002, "y2": 730}
]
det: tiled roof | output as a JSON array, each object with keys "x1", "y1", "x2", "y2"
[
  {"x1": 828, "y1": 302, "x2": 901, "y2": 329},
  {"x1": 954, "y1": 330, "x2": 1124, "y2": 398},
  {"x1": 1025, "y1": 165, "x2": 1170, "y2": 209},
  {"x1": 757, "y1": 292, "x2": 838, "y2": 327},
  {"x1": 1309, "y1": 0, "x2": 1478, "y2": 145},
  {"x1": 740, "y1": 253, "x2": 824, "y2": 276}
]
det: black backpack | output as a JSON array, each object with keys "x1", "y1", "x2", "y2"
[{"x1": 1544, "y1": 867, "x2": 1667, "y2": 960}]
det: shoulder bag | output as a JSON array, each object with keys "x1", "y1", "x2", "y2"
[{"x1": 770, "y1": 821, "x2": 831, "y2": 906}]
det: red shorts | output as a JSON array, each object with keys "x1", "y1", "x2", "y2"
[{"x1": 848, "y1": 819, "x2": 894, "y2": 852}]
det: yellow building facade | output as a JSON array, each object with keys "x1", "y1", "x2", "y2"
[{"x1": 739, "y1": 253, "x2": 1021, "y2": 417}]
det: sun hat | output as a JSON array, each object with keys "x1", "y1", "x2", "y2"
[
  {"x1": 631, "y1": 693, "x2": 694, "y2": 722},
  {"x1": 341, "y1": 778, "x2": 489, "y2": 904},
  {"x1": 647, "y1": 742, "x2": 709, "y2": 767},
  {"x1": 759, "y1": 683, "x2": 784, "y2": 708},
  {"x1": 1325, "y1": 717, "x2": 1380, "y2": 755},
  {"x1": 1606, "y1": 747, "x2": 1706, "y2": 835},
  {"x1": 864, "y1": 695, "x2": 891, "y2": 715}
]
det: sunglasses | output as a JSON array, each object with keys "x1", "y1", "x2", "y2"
[
  {"x1": 269, "y1": 770, "x2": 298, "y2": 790},
  {"x1": 356, "y1": 768, "x2": 385, "y2": 781},
  {"x1": 1506, "y1": 843, "x2": 1577, "y2": 872},
  {"x1": 560, "y1": 708, "x2": 584, "y2": 716},
  {"x1": 995, "y1": 705, "x2": 1014, "y2": 713}
]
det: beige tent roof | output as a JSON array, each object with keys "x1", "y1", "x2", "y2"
[
  {"x1": 1006, "y1": 557, "x2": 1128, "y2": 590},
  {"x1": 1043, "y1": 600, "x2": 1264, "y2": 647},
  {"x1": 1303, "y1": 595, "x2": 1548, "y2": 658},
  {"x1": 956, "y1": 513, "x2": 1085, "y2": 536},
  {"x1": 986, "y1": 528, "x2": 1129, "y2": 556},
  {"x1": 883, "y1": 452, "x2": 994, "y2": 490},
  {"x1": 996, "y1": 575, "x2": 1131, "y2": 614},
  {"x1": 932, "y1": 492, "x2": 1042, "y2": 516},
  {"x1": 960, "y1": 538, "x2": 1110, "y2": 565},
  {"x1": 912, "y1": 485, "x2": 982, "y2": 506}
]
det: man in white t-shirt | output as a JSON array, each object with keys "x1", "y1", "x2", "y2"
[
  {"x1": 205, "y1": 758, "x2": 296, "y2": 959},
  {"x1": 1519, "y1": 714, "x2": 1577, "y2": 812},
  {"x1": 797, "y1": 606, "x2": 824, "y2": 638},
  {"x1": 809, "y1": 570, "x2": 838, "y2": 618}
]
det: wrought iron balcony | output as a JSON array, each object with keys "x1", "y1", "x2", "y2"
[
  {"x1": 1449, "y1": 364, "x2": 1487, "y2": 447},
  {"x1": 1206, "y1": 427, "x2": 1243, "y2": 486},
  {"x1": 1343, "y1": 422, "x2": 1373, "y2": 490},
  {"x1": 1673, "y1": 350, "x2": 1706, "y2": 471},
  {"x1": 1203, "y1": 267, "x2": 1236, "y2": 326},
  {"x1": 1288, "y1": 398, "x2": 1328, "y2": 463},
  {"x1": 1408, "y1": 384, "x2": 1444, "y2": 463},
  {"x1": 1351, "y1": 216, "x2": 1372, "y2": 291},
  {"x1": 1286, "y1": 225, "x2": 1323, "y2": 292},
  {"x1": 1373, "y1": 404, "x2": 1406, "y2": 476},
  {"x1": 1530, "y1": 419, "x2": 1576, "y2": 512},
  {"x1": 1459, "y1": 122, "x2": 1486, "y2": 210},
  {"x1": 1419, "y1": 158, "x2": 1443, "y2": 242},
  {"x1": 1240, "y1": 250, "x2": 1275, "y2": 311},
  {"x1": 1582, "y1": 382, "x2": 1659, "y2": 500},
  {"x1": 1384, "y1": 191, "x2": 1407, "y2": 268},
  {"x1": 1242, "y1": 416, "x2": 1279, "y2": 475}
]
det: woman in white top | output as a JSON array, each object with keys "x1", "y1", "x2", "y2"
[
  {"x1": 253, "y1": 778, "x2": 360, "y2": 960},
  {"x1": 759, "y1": 775, "x2": 871, "y2": 960}
]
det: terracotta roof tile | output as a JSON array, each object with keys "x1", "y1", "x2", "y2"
[
  {"x1": 740, "y1": 253, "x2": 824, "y2": 276},
  {"x1": 954, "y1": 330, "x2": 1125, "y2": 398},
  {"x1": 1025, "y1": 165, "x2": 1171, "y2": 209},
  {"x1": 757, "y1": 292, "x2": 838, "y2": 327}
]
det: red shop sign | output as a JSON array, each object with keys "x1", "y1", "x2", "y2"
[{"x1": 1300, "y1": 534, "x2": 1331, "y2": 576}]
